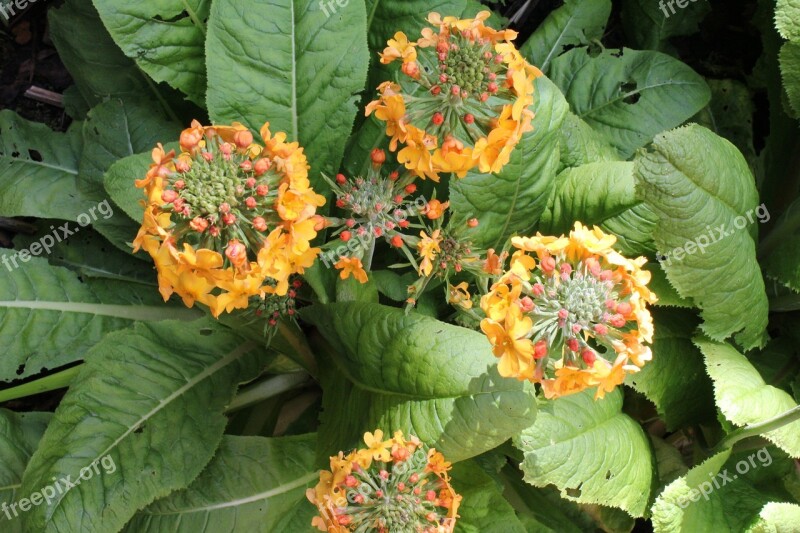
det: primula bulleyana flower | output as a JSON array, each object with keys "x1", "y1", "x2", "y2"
[
  {"x1": 307, "y1": 430, "x2": 461, "y2": 533},
  {"x1": 133, "y1": 120, "x2": 325, "y2": 317},
  {"x1": 367, "y1": 11, "x2": 541, "y2": 180},
  {"x1": 335, "y1": 256, "x2": 369, "y2": 284},
  {"x1": 480, "y1": 222, "x2": 657, "y2": 399}
]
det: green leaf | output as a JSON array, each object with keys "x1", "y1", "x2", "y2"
[
  {"x1": 651, "y1": 435, "x2": 688, "y2": 493},
  {"x1": 48, "y1": 0, "x2": 163, "y2": 108},
  {"x1": 646, "y1": 264, "x2": 694, "y2": 309},
  {"x1": 91, "y1": 0, "x2": 208, "y2": 104},
  {"x1": 79, "y1": 98, "x2": 181, "y2": 196},
  {"x1": 775, "y1": 0, "x2": 800, "y2": 42},
  {"x1": 14, "y1": 223, "x2": 153, "y2": 284},
  {"x1": 301, "y1": 302, "x2": 537, "y2": 463},
  {"x1": 558, "y1": 112, "x2": 619, "y2": 171},
  {"x1": 0, "y1": 111, "x2": 97, "y2": 220},
  {"x1": 779, "y1": 41, "x2": 800, "y2": 119},
  {"x1": 520, "y1": 0, "x2": 612, "y2": 73},
  {"x1": 634, "y1": 124, "x2": 768, "y2": 350},
  {"x1": 746, "y1": 502, "x2": 800, "y2": 532},
  {"x1": 621, "y1": 0, "x2": 710, "y2": 51},
  {"x1": 696, "y1": 337, "x2": 800, "y2": 458},
  {"x1": 626, "y1": 310, "x2": 715, "y2": 430},
  {"x1": 0, "y1": 410, "x2": 51, "y2": 532},
  {"x1": 513, "y1": 389, "x2": 654, "y2": 517},
  {"x1": 206, "y1": 0, "x2": 370, "y2": 191},
  {"x1": 539, "y1": 161, "x2": 657, "y2": 255},
  {"x1": 449, "y1": 75, "x2": 568, "y2": 250},
  {"x1": 763, "y1": 197, "x2": 800, "y2": 292},
  {"x1": 19, "y1": 320, "x2": 269, "y2": 532},
  {"x1": 124, "y1": 434, "x2": 318, "y2": 532},
  {"x1": 549, "y1": 48, "x2": 711, "y2": 158},
  {"x1": 0, "y1": 250, "x2": 199, "y2": 382},
  {"x1": 366, "y1": 0, "x2": 469, "y2": 52},
  {"x1": 449, "y1": 460, "x2": 526, "y2": 533}
]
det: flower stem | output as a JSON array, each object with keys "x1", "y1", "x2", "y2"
[
  {"x1": 0, "y1": 365, "x2": 82, "y2": 404},
  {"x1": 711, "y1": 405, "x2": 800, "y2": 454},
  {"x1": 226, "y1": 372, "x2": 310, "y2": 412}
]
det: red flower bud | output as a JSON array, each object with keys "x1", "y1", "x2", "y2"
[
  {"x1": 161, "y1": 189, "x2": 178, "y2": 203},
  {"x1": 254, "y1": 158, "x2": 270, "y2": 176},
  {"x1": 391, "y1": 235, "x2": 403, "y2": 247},
  {"x1": 432, "y1": 112, "x2": 444, "y2": 126},
  {"x1": 534, "y1": 340, "x2": 548, "y2": 359},
  {"x1": 582, "y1": 349, "x2": 597, "y2": 365},
  {"x1": 336, "y1": 173, "x2": 347, "y2": 184},
  {"x1": 340, "y1": 231, "x2": 352, "y2": 242},
  {"x1": 256, "y1": 184, "x2": 269, "y2": 196},
  {"x1": 464, "y1": 113, "x2": 475, "y2": 124},
  {"x1": 245, "y1": 197, "x2": 257, "y2": 209},
  {"x1": 371, "y1": 148, "x2": 386, "y2": 165},
  {"x1": 233, "y1": 129, "x2": 253, "y2": 149},
  {"x1": 252, "y1": 217, "x2": 268, "y2": 232}
]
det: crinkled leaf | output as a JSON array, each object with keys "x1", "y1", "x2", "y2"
[
  {"x1": 520, "y1": 0, "x2": 611, "y2": 73},
  {"x1": 621, "y1": 0, "x2": 710, "y2": 50},
  {"x1": 0, "y1": 250, "x2": 198, "y2": 383},
  {"x1": 79, "y1": 98, "x2": 181, "y2": 196},
  {"x1": 746, "y1": 502, "x2": 800, "y2": 532},
  {"x1": 646, "y1": 264, "x2": 694, "y2": 309},
  {"x1": 549, "y1": 48, "x2": 710, "y2": 157},
  {"x1": 696, "y1": 337, "x2": 800, "y2": 458},
  {"x1": 539, "y1": 161, "x2": 657, "y2": 255},
  {"x1": 0, "y1": 410, "x2": 51, "y2": 532},
  {"x1": 626, "y1": 310, "x2": 715, "y2": 430},
  {"x1": 124, "y1": 434, "x2": 318, "y2": 532},
  {"x1": 513, "y1": 389, "x2": 654, "y2": 517},
  {"x1": 450, "y1": 460, "x2": 526, "y2": 533},
  {"x1": 775, "y1": 0, "x2": 800, "y2": 42},
  {"x1": 206, "y1": 0, "x2": 369, "y2": 191},
  {"x1": 91, "y1": 0, "x2": 208, "y2": 104},
  {"x1": 301, "y1": 302, "x2": 537, "y2": 463},
  {"x1": 558, "y1": 112, "x2": 619, "y2": 171},
  {"x1": 779, "y1": 41, "x2": 800, "y2": 119},
  {"x1": 449, "y1": 75, "x2": 568, "y2": 250},
  {"x1": 634, "y1": 124, "x2": 768, "y2": 350},
  {"x1": 19, "y1": 320, "x2": 268, "y2": 532},
  {"x1": 366, "y1": 0, "x2": 468, "y2": 52},
  {"x1": 763, "y1": 197, "x2": 800, "y2": 292}
]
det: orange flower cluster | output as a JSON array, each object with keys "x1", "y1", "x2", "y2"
[
  {"x1": 480, "y1": 223, "x2": 657, "y2": 399},
  {"x1": 133, "y1": 120, "x2": 325, "y2": 317},
  {"x1": 366, "y1": 11, "x2": 541, "y2": 181},
  {"x1": 307, "y1": 430, "x2": 461, "y2": 533}
]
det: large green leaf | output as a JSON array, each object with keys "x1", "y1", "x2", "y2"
[
  {"x1": 48, "y1": 0, "x2": 163, "y2": 109},
  {"x1": 626, "y1": 310, "x2": 715, "y2": 430},
  {"x1": 520, "y1": 0, "x2": 612, "y2": 73},
  {"x1": 301, "y1": 302, "x2": 537, "y2": 463},
  {"x1": 206, "y1": 0, "x2": 369, "y2": 191},
  {"x1": 79, "y1": 98, "x2": 181, "y2": 196},
  {"x1": 558, "y1": 112, "x2": 619, "y2": 171},
  {"x1": 91, "y1": 0, "x2": 208, "y2": 104},
  {"x1": 539, "y1": 161, "x2": 657, "y2": 255},
  {"x1": 19, "y1": 320, "x2": 268, "y2": 532},
  {"x1": 449, "y1": 460, "x2": 526, "y2": 533},
  {"x1": 763, "y1": 197, "x2": 800, "y2": 292},
  {"x1": 366, "y1": 0, "x2": 468, "y2": 52},
  {"x1": 449, "y1": 75, "x2": 568, "y2": 250},
  {"x1": 634, "y1": 124, "x2": 768, "y2": 350},
  {"x1": 513, "y1": 389, "x2": 654, "y2": 517},
  {"x1": 621, "y1": 0, "x2": 710, "y2": 51},
  {"x1": 779, "y1": 41, "x2": 800, "y2": 119},
  {"x1": 0, "y1": 410, "x2": 51, "y2": 533},
  {"x1": 776, "y1": 0, "x2": 800, "y2": 42},
  {"x1": 746, "y1": 502, "x2": 800, "y2": 532},
  {"x1": 696, "y1": 337, "x2": 800, "y2": 458},
  {"x1": 0, "y1": 250, "x2": 198, "y2": 382},
  {"x1": 124, "y1": 434, "x2": 318, "y2": 532},
  {"x1": 549, "y1": 48, "x2": 710, "y2": 157}
]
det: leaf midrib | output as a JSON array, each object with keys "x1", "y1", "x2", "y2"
[{"x1": 0, "y1": 301, "x2": 201, "y2": 321}]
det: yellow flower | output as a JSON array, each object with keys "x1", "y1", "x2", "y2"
[
  {"x1": 334, "y1": 256, "x2": 368, "y2": 284},
  {"x1": 481, "y1": 223, "x2": 656, "y2": 399},
  {"x1": 134, "y1": 120, "x2": 326, "y2": 317},
  {"x1": 308, "y1": 430, "x2": 461, "y2": 532},
  {"x1": 448, "y1": 282, "x2": 473, "y2": 309},
  {"x1": 368, "y1": 11, "x2": 540, "y2": 180},
  {"x1": 417, "y1": 229, "x2": 442, "y2": 276}
]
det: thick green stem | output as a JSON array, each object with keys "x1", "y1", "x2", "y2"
[
  {"x1": 226, "y1": 372, "x2": 309, "y2": 412},
  {"x1": 0, "y1": 365, "x2": 82, "y2": 404},
  {"x1": 712, "y1": 405, "x2": 800, "y2": 454}
]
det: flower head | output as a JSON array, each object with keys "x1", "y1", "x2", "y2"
[
  {"x1": 480, "y1": 223, "x2": 657, "y2": 399},
  {"x1": 134, "y1": 120, "x2": 325, "y2": 317},
  {"x1": 308, "y1": 430, "x2": 461, "y2": 533},
  {"x1": 367, "y1": 11, "x2": 541, "y2": 180}
]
